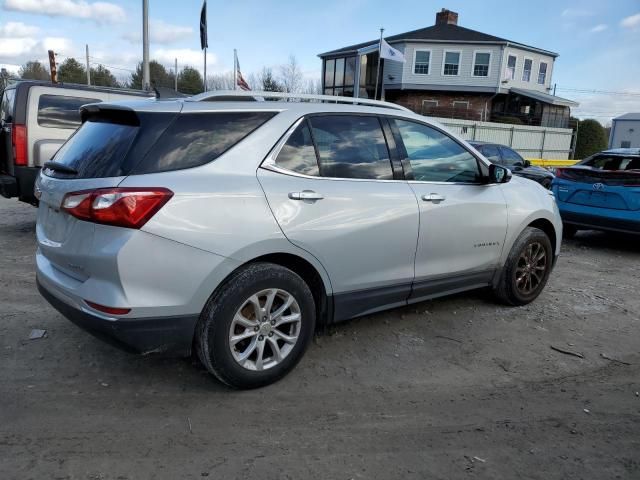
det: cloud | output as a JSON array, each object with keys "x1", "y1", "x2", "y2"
[
  {"x1": 561, "y1": 8, "x2": 594, "y2": 17},
  {"x1": 123, "y1": 20, "x2": 194, "y2": 45},
  {"x1": 620, "y1": 13, "x2": 640, "y2": 29},
  {"x1": 0, "y1": 21, "x2": 40, "y2": 37},
  {"x1": 3, "y1": 0, "x2": 126, "y2": 24},
  {"x1": 589, "y1": 24, "x2": 608, "y2": 33}
]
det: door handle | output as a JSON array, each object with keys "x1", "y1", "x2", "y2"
[
  {"x1": 421, "y1": 193, "x2": 445, "y2": 202},
  {"x1": 288, "y1": 190, "x2": 324, "y2": 201}
]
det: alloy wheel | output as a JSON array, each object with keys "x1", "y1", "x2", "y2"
[
  {"x1": 228, "y1": 288, "x2": 301, "y2": 371},
  {"x1": 515, "y1": 241, "x2": 548, "y2": 295}
]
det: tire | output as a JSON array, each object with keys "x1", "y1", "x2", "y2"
[
  {"x1": 541, "y1": 178, "x2": 552, "y2": 190},
  {"x1": 494, "y1": 227, "x2": 553, "y2": 306},
  {"x1": 195, "y1": 262, "x2": 316, "y2": 389},
  {"x1": 563, "y1": 223, "x2": 578, "y2": 239}
]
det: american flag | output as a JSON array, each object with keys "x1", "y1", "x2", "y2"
[{"x1": 236, "y1": 56, "x2": 251, "y2": 91}]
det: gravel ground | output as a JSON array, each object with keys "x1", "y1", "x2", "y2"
[{"x1": 1, "y1": 197, "x2": 639, "y2": 480}]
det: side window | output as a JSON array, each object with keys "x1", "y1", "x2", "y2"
[
  {"x1": 275, "y1": 121, "x2": 319, "y2": 176},
  {"x1": 499, "y1": 147, "x2": 524, "y2": 166},
  {"x1": 480, "y1": 144, "x2": 501, "y2": 163},
  {"x1": 308, "y1": 115, "x2": 393, "y2": 180},
  {"x1": 394, "y1": 119, "x2": 481, "y2": 183},
  {"x1": 37, "y1": 94, "x2": 101, "y2": 129}
]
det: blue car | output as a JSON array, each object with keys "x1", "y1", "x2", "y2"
[{"x1": 552, "y1": 148, "x2": 640, "y2": 237}]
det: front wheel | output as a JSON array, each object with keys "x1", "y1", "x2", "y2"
[
  {"x1": 196, "y1": 262, "x2": 316, "y2": 389},
  {"x1": 494, "y1": 227, "x2": 553, "y2": 306},
  {"x1": 541, "y1": 178, "x2": 552, "y2": 189}
]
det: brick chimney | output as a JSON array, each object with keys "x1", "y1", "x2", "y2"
[{"x1": 435, "y1": 8, "x2": 458, "y2": 26}]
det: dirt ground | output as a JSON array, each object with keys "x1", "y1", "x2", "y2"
[{"x1": 1, "y1": 197, "x2": 639, "y2": 480}]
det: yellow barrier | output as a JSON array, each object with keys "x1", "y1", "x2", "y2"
[{"x1": 527, "y1": 158, "x2": 579, "y2": 168}]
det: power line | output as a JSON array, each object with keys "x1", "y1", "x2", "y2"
[{"x1": 556, "y1": 87, "x2": 640, "y2": 97}]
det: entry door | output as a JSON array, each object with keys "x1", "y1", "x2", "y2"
[
  {"x1": 258, "y1": 115, "x2": 419, "y2": 320},
  {"x1": 390, "y1": 119, "x2": 508, "y2": 300}
]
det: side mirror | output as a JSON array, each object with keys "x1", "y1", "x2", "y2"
[
  {"x1": 523, "y1": 159, "x2": 531, "y2": 168},
  {"x1": 489, "y1": 164, "x2": 512, "y2": 184}
]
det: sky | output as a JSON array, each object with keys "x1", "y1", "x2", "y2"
[{"x1": 1, "y1": 0, "x2": 639, "y2": 123}]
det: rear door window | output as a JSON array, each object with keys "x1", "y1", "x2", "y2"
[
  {"x1": 393, "y1": 119, "x2": 481, "y2": 183},
  {"x1": 308, "y1": 115, "x2": 393, "y2": 180},
  {"x1": 37, "y1": 94, "x2": 101, "y2": 129},
  {"x1": 133, "y1": 112, "x2": 276, "y2": 174},
  {"x1": 275, "y1": 121, "x2": 320, "y2": 176}
]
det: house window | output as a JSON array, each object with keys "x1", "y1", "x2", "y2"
[
  {"x1": 443, "y1": 51, "x2": 460, "y2": 76},
  {"x1": 452, "y1": 101, "x2": 469, "y2": 109},
  {"x1": 538, "y1": 62, "x2": 548, "y2": 84},
  {"x1": 323, "y1": 56, "x2": 357, "y2": 97},
  {"x1": 506, "y1": 55, "x2": 517, "y2": 80},
  {"x1": 522, "y1": 58, "x2": 533, "y2": 82},
  {"x1": 421, "y1": 100, "x2": 438, "y2": 114},
  {"x1": 414, "y1": 50, "x2": 431, "y2": 75},
  {"x1": 473, "y1": 52, "x2": 490, "y2": 77}
]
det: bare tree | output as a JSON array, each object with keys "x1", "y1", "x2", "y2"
[
  {"x1": 279, "y1": 55, "x2": 304, "y2": 94},
  {"x1": 206, "y1": 72, "x2": 234, "y2": 91},
  {"x1": 302, "y1": 77, "x2": 322, "y2": 95}
]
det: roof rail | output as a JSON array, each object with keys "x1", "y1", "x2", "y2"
[{"x1": 186, "y1": 90, "x2": 412, "y2": 112}]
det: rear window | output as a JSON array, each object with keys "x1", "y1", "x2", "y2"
[
  {"x1": 582, "y1": 155, "x2": 640, "y2": 171},
  {"x1": 45, "y1": 111, "x2": 276, "y2": 179},
  {"x1": 131, "y1": 112, "x2": 276, "y2": 174},
  {"x1": 37, "y1": 94, "x2": 101, "y2": 129},
  {"x1": 47, "y1": 119, "x2": 138, "y2": 178}
]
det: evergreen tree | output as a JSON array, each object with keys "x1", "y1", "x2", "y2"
[
  {"x1": 177, "y1": 66, "x2": 204, "y2": 94},
  {"x1": 129, "y1": 60, "x2": 174, "y2": 90},
  {"x1": 90, "y1": 64, "x2": 118, "y2": 87},
  {"x1": 574, "y1": 119, "x2": 608, "y2": 159},
  {"x1": 57, "y1": 58, "x2": 87, "y2": 84}
]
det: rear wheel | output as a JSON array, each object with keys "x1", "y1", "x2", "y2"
[
  {"x1": 494, "y1": 227, "x2": 553, "y2": 306},
  {"x1": 196, "y1": 262, "x2": 315, "y2": 389},
  {"x1": 541, "y1": 178, "x2": 552, "y2": 189}
]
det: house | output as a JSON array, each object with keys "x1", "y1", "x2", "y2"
[
  {"x1": 318, "y1": 8, "x2": 578, "y2": 128},
  {"x1": 609, "y1": 113, "x2": 640, "y2": 148}
]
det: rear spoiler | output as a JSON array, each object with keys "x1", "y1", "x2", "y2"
[{"x1": 80, "y1": 104, "x2": 140, "y2": 126}]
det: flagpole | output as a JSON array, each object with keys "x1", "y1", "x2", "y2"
[
  {"x1": 374, "y1": 27, "x2": 383, "y2": 100},
  {"x1": 203, "y1": 47, "x2": 207, "y2": 92},
  {"x1": 234, "y1": 49, "x2": 237, "y2": 91}
]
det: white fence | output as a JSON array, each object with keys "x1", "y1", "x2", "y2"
[{"x1": 431, "y1": 117, "x2": 574, "y2": 159}]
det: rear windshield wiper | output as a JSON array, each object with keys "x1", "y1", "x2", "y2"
[{"x1": 43, "y1": 161, "x2": 78, "y2": 175}]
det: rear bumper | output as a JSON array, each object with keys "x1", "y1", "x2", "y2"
[
  {"x1": 37, "y1": 275, "x2": 198, "y2": 356},
  {"x1": 558, "y1": 204, "x2": 640, "y2": 234}
]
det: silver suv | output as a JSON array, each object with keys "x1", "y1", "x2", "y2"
[{"x1": 35, "y1": 92, "x2": 562, "y2": 389}]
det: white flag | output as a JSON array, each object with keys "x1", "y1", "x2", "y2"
[{"x1": 379, "y1": 39, "x2": 406, "y2": 63}]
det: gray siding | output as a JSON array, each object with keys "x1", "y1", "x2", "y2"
[
  {"x1": 610, "y1": 120, "x2": 640, "y2": 148},
  {"x1": 500, "y1": 47, "x2": 555, "y2": 92}
]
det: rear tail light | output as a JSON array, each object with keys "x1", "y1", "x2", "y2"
[
  {"x1": 11, "y1": 124, "x2": 27, "y2": 166},
  {"x1": 61, "y1": 187, "x2": 173, "y2": 229},
  {"x1": 85, "y1": 300, "x2": 131, "y2": 316}
]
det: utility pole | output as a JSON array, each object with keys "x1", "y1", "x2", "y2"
[
  {"x1": 174, "y1": 58, "x2": 178, "y2": 91},
  {"x1": 85, "y1": 44, "x2": 91, "y2": 85},
  {"x1": 142, "y1": 0, "x2": 150, "y2": 90}
]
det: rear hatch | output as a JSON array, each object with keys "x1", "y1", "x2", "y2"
[
  {"x1": 555, "y1": 166, "x2": 640, "y2": 211},
  {"x1": 36, "y1": 103, "x2": 179, "y2": 281}
]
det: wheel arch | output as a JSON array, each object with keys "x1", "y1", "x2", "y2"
[{"x1": 527, "y1": 217, "x2": 558, "y2": 258}]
